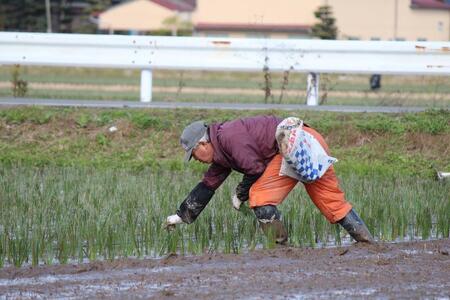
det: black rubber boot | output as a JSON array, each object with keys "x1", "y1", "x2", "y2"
[
  {"x1": 338, "y1": 209, "x2": 374, "y2": 243},
  {"x1": 253, "y1": 205, "x2": 288, "y2": 245},
  {"x1": 258, "y1": 219, "x2": 288, "y2": 245}
]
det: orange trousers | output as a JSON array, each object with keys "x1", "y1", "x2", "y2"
[{"x1": 248, "y1": 126, "x2": 352, "y2": 224}]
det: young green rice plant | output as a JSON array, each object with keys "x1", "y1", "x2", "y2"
[{"x1": 0, "y1": 165, "x2": 448, "y2": 267}]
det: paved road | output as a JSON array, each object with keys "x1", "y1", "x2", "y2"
[{"x1": 0, "y1": 97, "x2": 440, "y2": 113}]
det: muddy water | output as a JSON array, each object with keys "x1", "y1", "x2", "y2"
[{"x1": 0, "y1": 239, "x2": 448, "y2": 299}]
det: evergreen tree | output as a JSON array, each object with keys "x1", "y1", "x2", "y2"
[
  {"x1": 162, "y1": 15, "x2": 193, "y2": 36},
  {"x1": 0, "y1": 1, "x2": 120, "y2": 33},
  {"x1": 84, "y1": 0, "x2": 113, "y2": 14},
  {"x1": 80, "y1": 0, "x2": 114, "y2": 33},
  {"x1": 0, "y1": 0, "x2": 46, "y2": 32},
  {"x1": 311, "y1": 5, "x2": 337, "y2": 40},
  {"x1": 54, "y1": 0, "x2": 75, "y2": 32}
]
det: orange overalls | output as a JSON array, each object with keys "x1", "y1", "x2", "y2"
[{"x1": 248, "y1": 126, "x2": 352, "y2": 224}]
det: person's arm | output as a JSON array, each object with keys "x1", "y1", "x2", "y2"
[
  {"x1": 176, "y1": 182, "x2": 215, "y2": 224},
  {"x1": 232, "y1": 173, "x2": 262, "y2": 210},
  {"x1": 235, "y1": 173, "x2": 262, "y2": 201},
  {"x1": 166, "y1": 163, "x2": 231, "y2": 227}
]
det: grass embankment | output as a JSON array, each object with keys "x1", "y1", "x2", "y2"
[
  {"x1": 0, "y1": 107, "x2": 449, "y2": 267},
  {"x1": 0, "y1": 107, "x2": 449, "y2": 175}
]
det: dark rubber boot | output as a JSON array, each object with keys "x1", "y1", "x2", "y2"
[
  {"x1": 259, "y1": 219, "x2": 288, "y2": 245},
  {"x1": 338, "y1": 209, "x2": 374, "y2": 243}
]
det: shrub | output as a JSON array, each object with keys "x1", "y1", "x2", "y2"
[
  {"x1": 96, "y1": 133, "x2": 109, "y2": 146},
  {"x1": 75, "y1": 113, "x2": 91, "y2": 128},
  {"x1": 402, "y1": 109, "x2": 449, "y2": 135},
  {"x1": 0, "y1": 107, "x2": 53, "y2": 125},
  {"x1": 11, "y1": 65, "x2": 28, "y2": 97},
  {"x1": 131, "y1": 113, "x2": 162, "y2": 129},
  {"x1": 356, "y1": 115, "x2": 405, "y2": 134}
]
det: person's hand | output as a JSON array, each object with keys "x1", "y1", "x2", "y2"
[
  {"x1": 232, "y1": 194, "x2": 243, "y2": 211},
  {"x1": 164, "y1": 214, "x2": 183, "y2": 231}
]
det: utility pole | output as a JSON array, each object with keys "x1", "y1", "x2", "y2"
[
  {"x1": 394, "y1": 0, "x2": 398, "y2": 40},
  {"x1": 45, "y1": 0, "x2": 52, "y2": 33}
]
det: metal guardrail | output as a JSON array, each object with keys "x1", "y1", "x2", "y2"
[{"x1": 1, "y1": 32, "x2": 449, "y2": 104}]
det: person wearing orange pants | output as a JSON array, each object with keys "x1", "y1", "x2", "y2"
[
  {"x1": 249, "y1": 155, "x2": 352, "y2": 223},
  {"x1": 165, "y1": 115, "x2": 374, "y2": 244},
  {"x1": 248, "y1": 126, "x2": 372, "y2": 243},
  {"x1": 250, "y1": 125, "x2": 351, "y2": 219}
]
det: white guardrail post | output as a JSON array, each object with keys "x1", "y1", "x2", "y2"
[
  {"x1": 306, "y1": 73, "x2": 319, "y2": 106},
  {"x1": 140, "y1": 69, "x2": 152, "y2": 102},
  {"x1": 0, "y1": 32, "x2": 449, "y2": 105}
]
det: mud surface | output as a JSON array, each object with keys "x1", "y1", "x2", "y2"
[{"x1": 0, "y1": 239, "x2": 449, "y2": 299}]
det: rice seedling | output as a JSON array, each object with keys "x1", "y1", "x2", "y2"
[{"x1": 0, "y1": 165, "x2": 448, "y2": 267}]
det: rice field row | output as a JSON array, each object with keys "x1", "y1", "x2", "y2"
[{"x1": 0, "y1": 165, "x2": 448, "y2": 268}]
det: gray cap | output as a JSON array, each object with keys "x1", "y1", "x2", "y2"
[{"x1": 180, "y1": 120, "x2": 208, "y2": 162}]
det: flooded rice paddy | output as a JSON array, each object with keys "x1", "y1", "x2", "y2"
[{"x1": 0, "y1": 239, "x2": 448, "y2": 299}]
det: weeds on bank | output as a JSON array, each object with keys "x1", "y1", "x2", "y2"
[
  {"x1": 0, "y1": 108, "x2": 448, "y2": 174},
  {"x1": 11, "y1": 65, "x2": 28, "y2": 97},
  {"x1": 356, "y1": 110, "x2": 449, "y2": 135}
]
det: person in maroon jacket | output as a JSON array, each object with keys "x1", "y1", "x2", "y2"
[{"x1": 165, "y1": 115, "x2": 374, "y2": 244}]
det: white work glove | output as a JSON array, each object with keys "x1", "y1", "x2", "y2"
[
  {"x1": 164, "y1": 214, "x2": 183, "y2": 231},
  {"x1": 232, "y1": 194, "x2": 243, "y2": 211}
]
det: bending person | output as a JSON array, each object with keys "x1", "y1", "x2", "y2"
[{"x1": 165, "y1": 115, "x2": 374, "y2": 244}]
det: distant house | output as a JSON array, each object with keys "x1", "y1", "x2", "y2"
[
  {"x1": 98, "y1": 0, "x2": 194, "y2": 34},
  {"x1": 98, "y1": 0, "x2": 317, "y2": 38},
  {"x1": 191, "y1": 0, "x2": 450, "y2": 40},
  {"x1": 192, "y1": 0, "x2": 319, "y2": 39},
  {"x1": 329, "y1": 0, "x2": 450, "y2": 41},
  {"x1": 98, "y1": 0, "x2": 450, "y2": 41}
]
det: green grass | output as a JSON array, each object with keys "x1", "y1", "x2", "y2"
[
  {"x1": 0, "y1": 166, "x2": 448, "y2": 268},
  {"x1": 0, "y1": 107, "x2": 449, "y2": 175}
]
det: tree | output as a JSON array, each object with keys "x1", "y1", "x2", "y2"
[
  {"x1": 311, "y1": 5, "x2": 337, "y2": 40},
  {"x1": 0, "y1": 0, "x2": 46, "y2": 32},
  {"x1": 0, "y1": 0, "x2": 117, "y2": 33},
  {"x1": 84, "y1": 0, "x2": 113, "y2": 12},
  {"x1": 162, "y1": 15, "x2": 193, "y2": 36},
  {"x1": 80, "y1": 0, "x2": 115, "y2": 33}
]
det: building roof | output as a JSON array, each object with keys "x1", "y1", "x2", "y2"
[
  {"x1": 410, "y1": 0, "x2": 450, "y2": 10},
  {"x1": 152, "y1": 0, "x2": 195, "y2": 12},
  {"x1": 98, "y1": 0, "x2": 182, "y2": 31},
  {"x1": 104, "y1": 0, "x2": 195, "y2": 13},
  {"x1": 195, "y1": 23, "x2": 310, "y2": 33}
]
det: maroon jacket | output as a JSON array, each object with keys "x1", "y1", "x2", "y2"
[{"x1": 202, "y1": 115, "x2": 282, "y2": 190}]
